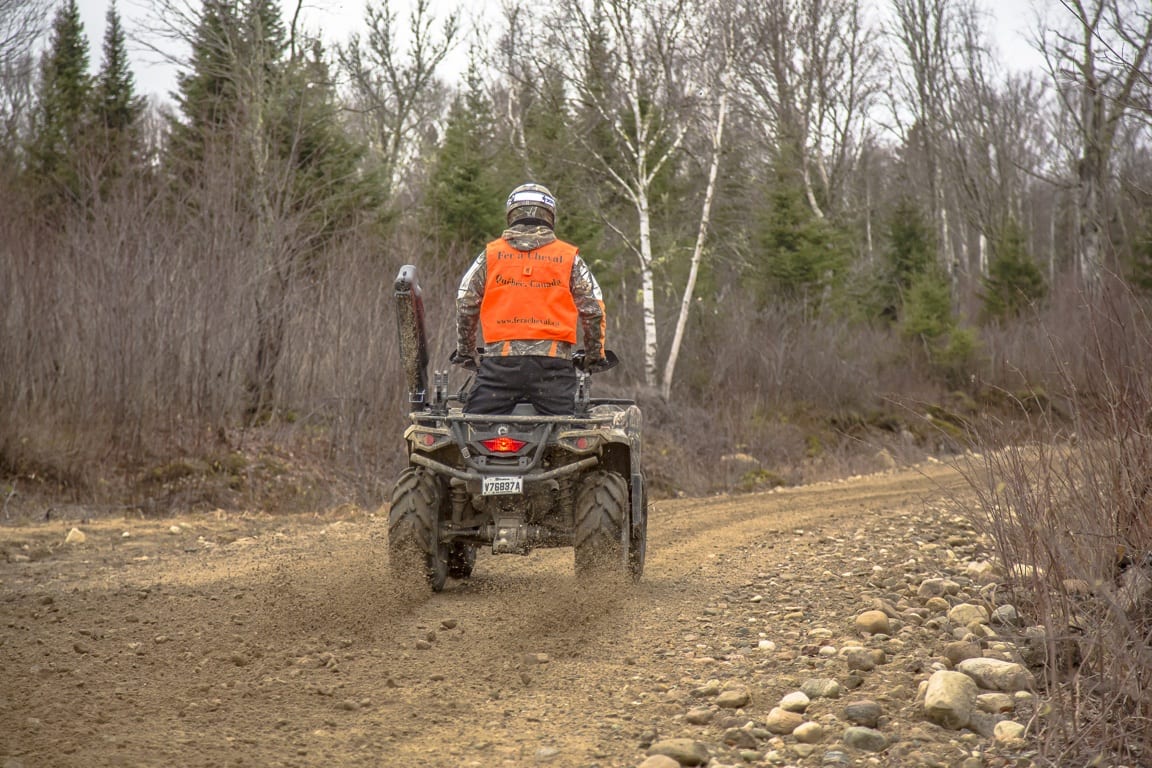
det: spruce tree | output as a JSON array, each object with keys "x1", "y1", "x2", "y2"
[
  {"x1": 981, "y1": 217, "x2": 1046, "y2": 321},
  {"x1": 92, "y1": 0, "x2": 145, "y2": 176},
  {"x1": 28, "y1": 0, "x2": 92, "y2": 206},
  {"x1": 170, "y1": 0, "x2": 241, "y2": 164},
  {"x1": 272, "y1": 38, "x2": 380, "y2": 240},
  {"x1": 871, "y1": 196, "x2": 935, "y2": 323},
  {"x1": 427, "y1": 52, "x2": 503, "y2": 251},
  {"x1": 754, "y1": 157, "x2": 848, "y2": 310}
]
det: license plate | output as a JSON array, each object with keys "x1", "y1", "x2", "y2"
[{"x1": 482, "y1": 476, "x2": 523, "y2": 496}]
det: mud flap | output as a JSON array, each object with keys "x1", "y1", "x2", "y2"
[
  {"x1": 630, "y1": 472, "x2": 646, "y2": 541},
  {"x1": 395, "y1": 265, "x2": 429, "y2": 408}
]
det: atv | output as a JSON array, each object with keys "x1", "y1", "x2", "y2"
[{"x1": 389, "y1": 265, "x2": 647, "y2": 591}]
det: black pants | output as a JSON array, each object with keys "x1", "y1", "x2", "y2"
[{"x1": 464, "y1": 356, "x2": 578, "y2": 415}]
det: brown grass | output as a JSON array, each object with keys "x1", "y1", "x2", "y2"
[{"x1": 960, "y1": 278, "x2": 1152, "y2": 766}]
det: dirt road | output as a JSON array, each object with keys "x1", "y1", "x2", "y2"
[{"x1": 2, "y1": 462, "x2": 981, "y2": 768}]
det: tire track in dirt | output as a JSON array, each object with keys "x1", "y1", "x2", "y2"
[{"x1": 1, "y1": 462, "x2": 971, "y2": 767}]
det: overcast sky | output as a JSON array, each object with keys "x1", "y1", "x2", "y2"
[{"x1": 71, "y1": 0, "x2": 1047, "y2": 103}]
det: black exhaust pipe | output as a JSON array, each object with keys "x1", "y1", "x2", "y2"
[{"x1": 394, "y1": 265, "x2": 429, "y2": 408}]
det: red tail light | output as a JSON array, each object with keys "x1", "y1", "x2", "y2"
[{"x1": 481, "y1": 436, "x2": 526, "y2": 453}]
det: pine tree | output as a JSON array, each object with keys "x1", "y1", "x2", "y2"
[
  {"x1": 272, "y1": 38, "x2": 380, "y2": 240},
  {"x1": 901, "y1": 267, "x2": 979, "y2": 387},
  {"x1": 170, "y1": 0, "x2": 241, "y2": 165},
  {"x1": 92, "y1": 0, "x2": 145, "y2": 177},
  {"x1": 426, "y1": 52, "x2": 503, "y2": 251},
  {"x1": 870, "y1": 196, "x2": 936, "y2": 323},
  {"x1": 28, "y1": 0, "x2": 92, "y2": 206},
  {"x1": 981, "y1": 217, "x2": 1046, "y2": 321},
  {"x1": 754, "y1": 157, "x2": 848, "y2": 310}
]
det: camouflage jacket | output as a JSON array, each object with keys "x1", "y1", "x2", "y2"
[{"x1": 456, "y1": 225, "x2": 605, "y2": 360}]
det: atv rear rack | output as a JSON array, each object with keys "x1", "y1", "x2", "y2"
[{"x1": 407, "y1": 453, "x2": 599, "y2": 483}]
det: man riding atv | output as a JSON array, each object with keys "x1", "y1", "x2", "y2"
[
  {"x1": 388, "y1": 184, "x2": 646, "y2": 591},
  {"x1": 452, "y1": 182, "x2": 609, "y2": 414}
]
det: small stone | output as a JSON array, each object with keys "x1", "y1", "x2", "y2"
[
  {"x1": 522, "y1": 652, "x2": 550, "y2": 665},
  {"x1": 948, "y1": 603, "x2": 990, "y2": 626},
  {"x1": 764, "y1": 706, "x2": 804, "y2": 735},
  {"x1": 943, "y1": 641, "x2": 982, "y2": 666},
  {"x1": 977, "y1": 693, "x2": 1015, "y2": 714},
  {"x1": 917, "y1": 578, "x2": 948, "y2": 598},
  {"x1": 639, "y1": 756, "x2": 681, "y2": 768},
  {"x1": 924, "y1": 670, "x2": 978, "y2": 729},
  {"x1": 994, "y1": 720, "x2": 1026, "y2": 744},
  {"x1": 793, "y1": 722, "x2": 825, "y2": 744},
  {"x1": 966, "y1": 560, "x2": 998, "y2": 583},
  {"x1": 842, "y1": 726, "x2": 887, "y2": 752},
  {"x1": 991, "y1": 605, "x2": 1020, "y2": 626},
  {"x1": 793, "y1": 743, "x2": 817, "y2": 757},
  {"x1": 779, "y1": 691, "x2": 810, "y2": 712},
  {"x1": 721, "y1": 727, "x2": 758, "y2": 748},
  {"x1": 845, "y1": 648, "x2": 884, "y2": 672},
  {"x1": 690, "y1": 680, "x2": 721, "y2": 698},
  {"x1": 535, "y1": 746, "x2": 561, "y2": 762},
  {"x1": 65, "y1": 528, "x2": 86, "y2": 544},
  {"x1": 440, "y1": 619, "x2": 458, "y2": 630},
  {"x1": 716, "y1": 688, "x2": 750, "y2": 709},
  {"x1": 956, "y1": 658, "x2": 1034, "y2": 692},
  {"x1": 414, "y1": 640, "x2": 433, "y2": 650},
  {"x1": 646, "y1": 738, "x2": 709, "y2": 766},
  {"x1": 925, "y1": 597, "x2": 951, "y2": 613},
  {"x1": 757, "y1": 639, "x2": 777, "y2": 651},
  {"x1": 801, "y1": 678, "x2": 842, "y2": 699},
  {"x1": 843, "y1": 700, "x2": 883, "y2": 728},
  {"x1": 168, "y1": 525, "x2": 182, "y2": 535},
  {"x1": 855, "y1": 610, "x2": 890, "y2": 635},
  {"x1": 685, "y1": 708, "x2": 713, "y2": 725}
]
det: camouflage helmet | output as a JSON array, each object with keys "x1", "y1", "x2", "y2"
[{"x1": 506, "y1": 182, "x2": 557, "y2": 229}]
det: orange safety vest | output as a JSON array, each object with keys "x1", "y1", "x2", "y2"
[{"x1": 481, "y1": 238, "x2": 579, "y2": 345}]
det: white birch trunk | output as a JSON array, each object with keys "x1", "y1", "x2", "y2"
[
  {"x1": 661, "y1": 79, "x2": 729, "y2": 400},
  {"x1": 637, "y1": 190, "x2": 659, "y2": 389}
]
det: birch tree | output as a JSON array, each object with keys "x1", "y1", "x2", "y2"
[
  {"x1": 340, "y1": 0, "x2": 459, "y2": 202},
  {"x1": 550, "y1": 0, "x2": 693, "y2": 388},
  {"x1": 1038, "y1": 0, "x2": 1152, "y2": 287},
  {"x1": 738, "y1": 0, "x2": 879, "y2": 219},
  {"x1": 661, "y1": 1, "x2": 736, "y2": 400}
]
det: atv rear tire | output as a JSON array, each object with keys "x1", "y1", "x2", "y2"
[
  {"x1": 448, "y1": 542, "x2": 476, "y2": 579},
  {"x1": 574, "y1": 470, "x2": 628, "y2": 578},
  {"x1": 388, "y1": 467, "x2": 449, "y2": 592}
]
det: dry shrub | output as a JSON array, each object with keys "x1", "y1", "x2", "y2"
[{"x1": 963, "y1": 278, "x2": 1152, "y2": 766}]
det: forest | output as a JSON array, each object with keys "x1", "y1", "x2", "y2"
[
  {"x1": 2, "y1": 0, "x2": 1152, "y2": 760},
  {"x1": 0, "y1": 0, "x2": 1150, "y2": 502}
]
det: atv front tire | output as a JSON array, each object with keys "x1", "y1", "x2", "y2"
[
  {"x1": 574, "y1": 470, "x2": 628, "y2": 578},
  {"x1": 388, "y1": 467, "x2": 449, "y2": 592}
]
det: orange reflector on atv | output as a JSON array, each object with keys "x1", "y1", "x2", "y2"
[{"x1": 481, "y1": 436, "x2": 526, "y2": 453}]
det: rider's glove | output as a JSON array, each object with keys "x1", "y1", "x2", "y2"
[
  {"x1": 450, "y1": 349, "x2": 478, "y2": 371},
  {"x1": 581, "y1": 350, "x2": 604, "y2": 372}
]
